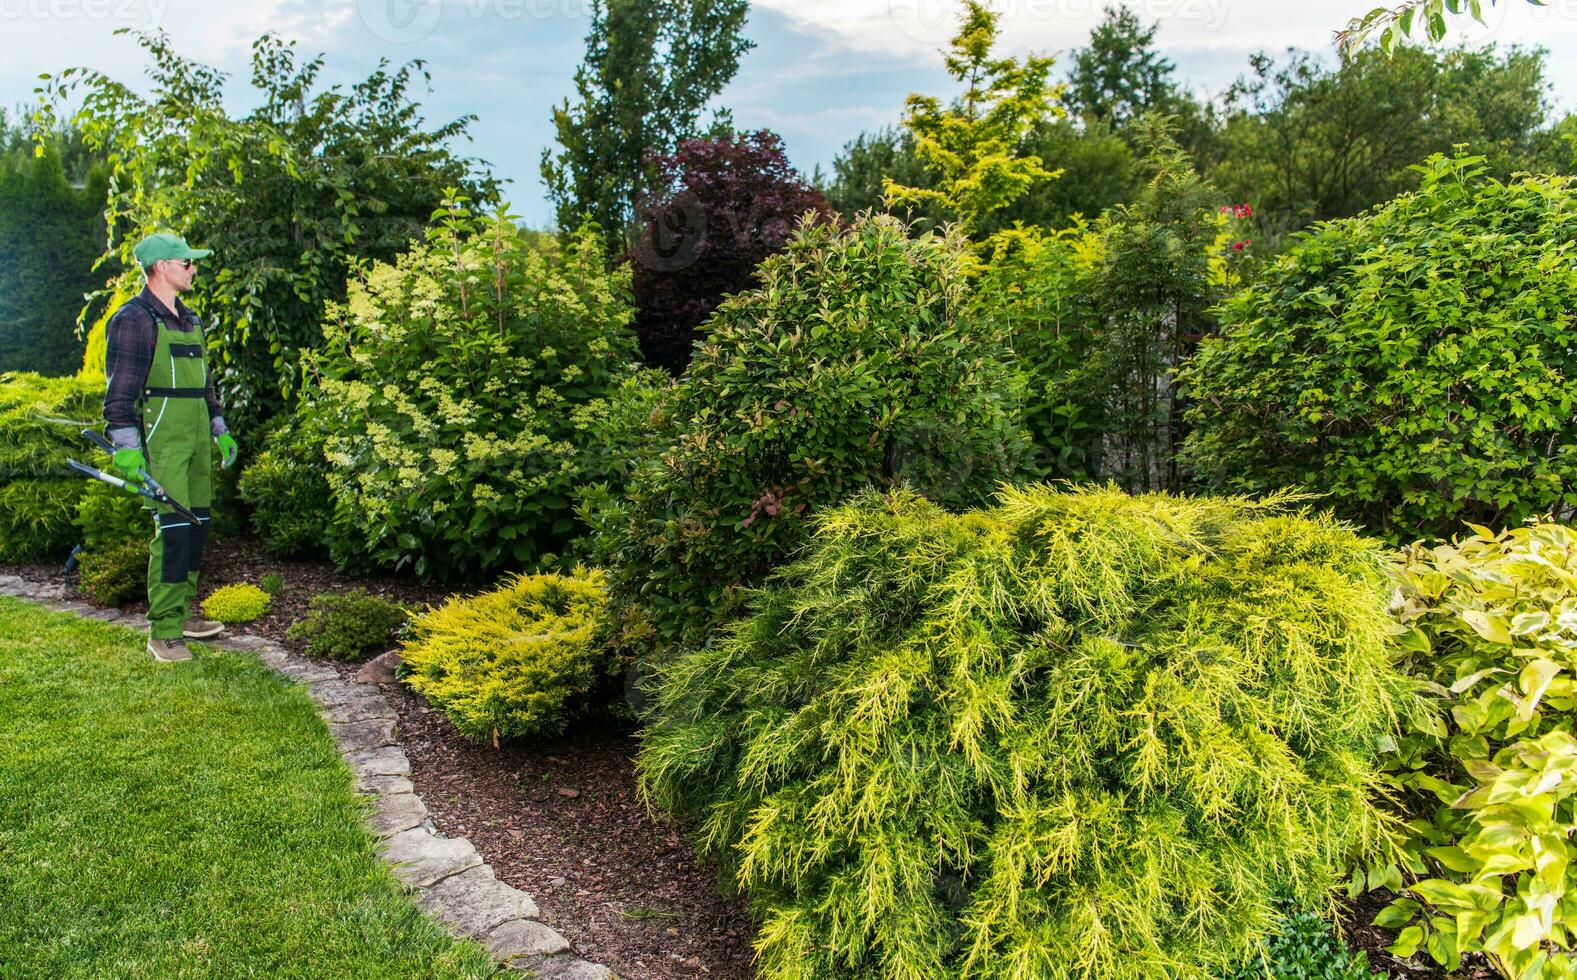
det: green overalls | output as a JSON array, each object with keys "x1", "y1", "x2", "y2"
[{"x1": 136, "y1": 305, "x2": 214, "y2": 640}]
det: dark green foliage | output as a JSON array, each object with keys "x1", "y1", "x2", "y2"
[
  {"x1": 312, "y1": 202, "x2": 641, "y2": 580},
  {"x1": 541, "y1": 0, "x2": 754, "y2": 254},
  {"x1": 77, "y1": 538, "x2": 146, "y2": 607},
  {"x1": 639, "y1": 484, "x2": 1417, "y2": 979},
  {"x1": 1213, "y1": 44, "x2": 1555, "y2": 248},
  {"x1": 286, "y1": 589, "x2": 406, "y2": 661},
  {"x1": 237, "y1": 411, "x2": 332, "y2": 559},
  {"x1": 44, "y1": 32, "x2": 491, "y2": 437},
  {"x1": 1182, "y1": 153, "x2": 1577, "y2": 541},
  {"x1": 600, "y1": 212, "x2": 1025, "y2": 654},
  {"x1": 1066, "y1": 5, "x2": 1180, "y2": 128},
  {"x1": 260, "y1": 572, "x2": 283, "y2": 596},
  {"x1": 0, "y1": 372, "x2": 100, "y2": 562},
  {"x1": 0, "y1": 141, "x2": 106, "y2": 376},
  {"x1": 1224, "y1": 909, "x2": 1376, "y2": 980}
]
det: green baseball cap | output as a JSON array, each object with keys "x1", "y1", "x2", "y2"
[{"x1": 132, "y1": 232, "x2": 212, "y2": 267}]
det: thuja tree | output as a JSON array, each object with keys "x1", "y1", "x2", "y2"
[
  {"x1": 542, "y1": 0, "x2": 754, "y2": 257},
  {"x1": 1182, "y1": 153, "x2": 1577, "y2": 541},
  {"x1": 631, "y1": 130, "x2": 832, "y2": 373},
  {"x1": 598, "y1": 212, "x2": 1025, "y2": 655},
  {"x1": 39, "y1": 31, "x2": 490, "y2": 437},
  {"x1": 883, "y1": 0, "x2": 1061, "y2": 241},
  {"x1": 639, "y1": 484, "x2": 1418, "y2": 979}
]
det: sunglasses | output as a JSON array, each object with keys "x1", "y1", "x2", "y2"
[{"x1": 164, "y1": 258, "x2": 198, "y2": 270}]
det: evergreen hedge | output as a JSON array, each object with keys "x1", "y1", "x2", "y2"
[
  {"x1": 0, "y1": 372, "x2": 101, "y2": 562},
  {"x1": 639, "y1": 484, "x2": 1418, "y2": 979}
]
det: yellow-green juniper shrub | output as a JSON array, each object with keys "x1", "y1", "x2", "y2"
[
  {"x1": 1371, "y1": 521, "x2": 1577, "y2": 977},
  {"x1": 201, "y1": 583, "x2": 271, "y2": 624},
  {"x1": 638, "y1": 484, "x2": 1419, "y2": 980},
  {"x1": 401, "y1": 568, "x2": 610, "y2": 741}
]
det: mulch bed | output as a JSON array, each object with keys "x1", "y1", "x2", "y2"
[{"x1": 1, "y1": 535, "x2": 1487, "y2": 980}]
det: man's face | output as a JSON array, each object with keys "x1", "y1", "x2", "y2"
[{"x1": 156, "y1": 258, "x2": 199, "y2": 292}]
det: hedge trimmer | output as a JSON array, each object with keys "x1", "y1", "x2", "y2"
[{"x1": 68, "y1": 428, "x2": 202, "y2": 526}]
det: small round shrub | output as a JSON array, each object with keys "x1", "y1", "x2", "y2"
[
  {"x1": 237, "y1": 409, "x2": 333, "y2": 559},
  {"x1": 260, "y1": 572, "x2": 283, "y2": 596},
  {"x1": 602, "y1": 211, "x2": 1027, "y2": 654},
  {"x1": 639, "y1": 484, "x2": 1418, "y2": 980},
  {"x1": 77, "y1": 538, "x2": 146, "y2": 607},
  {"x1": 401, "y1": 568, "x2": 609, "y2": 742},
  {"x1": 1182, "y1": 153, "x2": 1577, "y2": 541},
  {"x1": 286, "y1": 588, "x2": 407, "y2": 661},
  {"x1": 201, "y1": 583, "x2": 271, "y2": 624},
  {"x1": 0, "y1": 372, "x2": 101, "y2": 561}
]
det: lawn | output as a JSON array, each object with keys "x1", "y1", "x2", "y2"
[{"x1": 0, "y1": 596, "x2": 502, "y2": 979}]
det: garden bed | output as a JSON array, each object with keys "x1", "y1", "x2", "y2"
[{"x1": 0, "y1": 533, "x2": 1471, "y2": 980}]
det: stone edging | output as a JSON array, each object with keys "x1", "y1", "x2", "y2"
[{"x1": 0, "y1": 573, "x2": 613, "y2": 980}]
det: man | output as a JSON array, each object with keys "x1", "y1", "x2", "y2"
[{"x1": 103, "y1": 233, "x2": 240, "y2": 662}]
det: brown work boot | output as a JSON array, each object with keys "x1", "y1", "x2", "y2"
[
  {"x1": 182, "y1": 617, "x2": 225, "y2": 639},
  {"x1": 147, "y1": 637, "x2": 194, "y2": 662}
]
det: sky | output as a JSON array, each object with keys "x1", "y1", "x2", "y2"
[{"x1": 5, "y1": 0, "x2": 1577, "y2": 228}]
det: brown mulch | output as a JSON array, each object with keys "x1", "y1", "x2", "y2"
[{"x1": 0, "y1": 536, "x2": 1492, "y2": 980}]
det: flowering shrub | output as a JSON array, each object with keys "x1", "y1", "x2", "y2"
[
  {"x1": 599, "y1": 211, "x2": 1026, "y2": 655},
  {"x1": 401, "y1": 568, "x2": 610, "y2": 741},
  {"x1": 310, "y1": 198, "x2": 641, "y2": 581},
  {"x1": 1371, "y1": 521, "x2": 1577, "y2": 977},
  {"x1": 201, "y1": 583, "x2": 271, "y2": 624},
  {"x1": 1183, "y1": 153, "x2": 1577, "y2": 541},
  {"x1": 639, "y1": 484, "x2": 1416, "y2": 979}
]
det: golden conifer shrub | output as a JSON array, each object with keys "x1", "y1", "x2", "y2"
[
  {"x1": 401, "y1": 568, "x2": 609, "y2": 742},
  {"x1": 638, "y1": 485, "x2": 1420, "y2": 979}
]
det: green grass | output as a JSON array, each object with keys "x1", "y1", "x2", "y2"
[{"x1": 0, "y1": 596, "x2": 502, "y2": 979}]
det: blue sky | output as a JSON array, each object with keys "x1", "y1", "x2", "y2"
[{"x1": 5, "y1": 0, "x2": 1577, "y2": 228}]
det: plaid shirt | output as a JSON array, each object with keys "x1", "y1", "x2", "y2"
[{"x1": 103, "y1": 286, "x2": 227, "y2": 449}]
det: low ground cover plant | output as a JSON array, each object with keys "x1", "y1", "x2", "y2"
[
  {"x1": 1372, "y1": 521, "x2": 1577, "y2": 977},
  {"x1": 401, "y1": 568, "x2": 610, "y2": 742},
  {"x1": 1183, "y1": 153, "x2": 1577, "y2": 541},
  {"x1": 287, "y1": 588, "x2": 406, "y2": 661},
  {"x1": 202, "y1": 583, "x2": 271, "y2": 624},
  {"x1": 639, "y1": 484, "x2": 1419, "y2": 979}
]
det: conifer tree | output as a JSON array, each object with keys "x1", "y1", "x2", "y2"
[{"x1": 882, "y1": 1, "x2": 1061, "y2": 239}]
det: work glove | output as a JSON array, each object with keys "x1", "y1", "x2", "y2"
[
  {"x1": 113, "y1": 448, "x2": 147, "y2": 480},
  {"x1": 216, "y1": 432, "x2": 239, "y2": 469}
]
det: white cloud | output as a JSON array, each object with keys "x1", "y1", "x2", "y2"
[{"x1": 751, "y1": 0, "x2": 1577, "y2": 63}]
